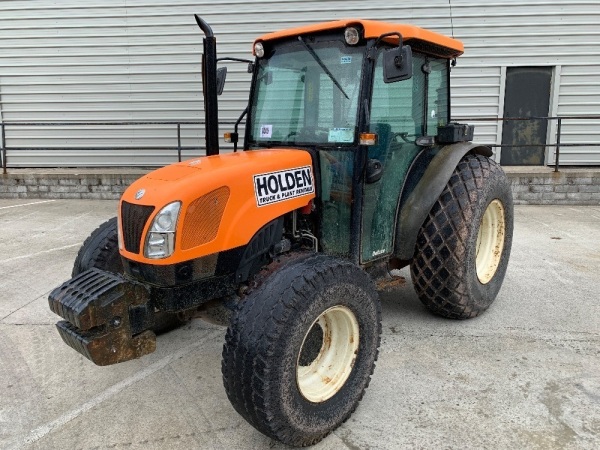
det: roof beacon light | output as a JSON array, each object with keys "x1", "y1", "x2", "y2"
[
  {"x1": 254, "y1": 42, "x2": 265, "y2": 58},
  {"x1": 344, "y1": 27, "x2": 360, "y2": 45}
]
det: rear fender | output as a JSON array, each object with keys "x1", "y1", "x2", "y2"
[{"x1": 394, "y1": 142, "x2": 493, "y2": 260}]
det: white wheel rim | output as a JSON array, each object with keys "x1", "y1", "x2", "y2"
[
  {"x1": 476, "y1": 199, "x2": 506, "y2": 284},
  {"x1": 296, "y1": 305, "x2": 359, "y2": 403}
]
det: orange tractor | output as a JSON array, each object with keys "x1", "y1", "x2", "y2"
[{"x1": 49, "y1": 17, "x2": 513, "y2": 446}]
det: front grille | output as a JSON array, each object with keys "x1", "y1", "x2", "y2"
[{"x1": 121, "y1": 201, "x2": 155, "y2": 254}]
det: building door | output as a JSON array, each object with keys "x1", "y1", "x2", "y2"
[{"x1": 500, "y1": 67, "x2": 552, "y2": 165}]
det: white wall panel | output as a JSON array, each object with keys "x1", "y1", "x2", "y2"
[{"x1": 0, "y1": 0, "x2": 599, "y2": 166}]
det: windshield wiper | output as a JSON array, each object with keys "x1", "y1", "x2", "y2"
[{"x1": 297, "y1": 36, "x2": 349, "y2": 100}]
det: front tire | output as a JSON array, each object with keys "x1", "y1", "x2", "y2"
[
  {"x1": 222, "y1": 255, "x2": 381, "y2": 446},
  {"x1": 410, "y1": 154, "x2": 514, "y2": 319},
  {"x1": 72, "y1": 217, "x2": 122, "y2": 276}
]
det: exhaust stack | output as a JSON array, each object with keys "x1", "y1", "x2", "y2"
[{"x1": 195, "y1": 15, "x2": 219, "y2": 156}]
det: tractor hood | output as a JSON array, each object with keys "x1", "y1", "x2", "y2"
[{"x1": 119, "y1": 149, "x2": 315, "y2": 265}]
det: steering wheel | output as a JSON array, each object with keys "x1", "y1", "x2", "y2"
[{"x1": 287, "y1": 127, "x2": 330, "y2": 142}]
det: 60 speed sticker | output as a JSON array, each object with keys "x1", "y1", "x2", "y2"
[{"x1": 253, "y1": 166, "x2": 314, "y2": 207}]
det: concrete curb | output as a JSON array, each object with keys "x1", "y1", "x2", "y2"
[
  {"x1": 1, "y1": 166, "x2": 600, "y2": 205},
  {"x1": 506, "y1": 166, "x2": 600, "y2": 205}
]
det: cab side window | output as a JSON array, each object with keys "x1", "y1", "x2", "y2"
[
  {"x1": 426, "y1": 59, "x2": 449, "y2": 135},
  {"x1": 370, "y1": 52, "x2": 427, "y2": 147}
]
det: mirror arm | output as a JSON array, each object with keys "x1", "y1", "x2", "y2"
[
  {"x1": 216, "y1": 57, "x2": 254, "y2": 64},
  {"x1": 233, "y1": 107, "x2": 248, "y2": 152},
  {"x1": 369, "y1": 31, "x2": 403, "y2": 59}
]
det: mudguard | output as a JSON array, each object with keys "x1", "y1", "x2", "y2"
[{"x1": 394, "y1": 142, "x2": 493, "y2": 260}]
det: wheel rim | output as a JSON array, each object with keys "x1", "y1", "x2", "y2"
[
  {"x1": 476, "y1": 199, "x2": 506, "y2": 284},
  {"x1": 296, "y1": 305, "x2": 359, "y2": 403}
]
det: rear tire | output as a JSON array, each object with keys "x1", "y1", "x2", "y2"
[
  {"x1": 72, "y1": 217, "x2": 186, "y2": 333},
  {"x1": 410, "y1": 154, "x2": 514, "y2": 319},
  {"x1": 222, "y1": 255, "x2": 381, "y2": 446}
]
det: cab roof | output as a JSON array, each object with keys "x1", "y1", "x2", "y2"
[{"x1": 255, "y1": 19, "x2": 464, "y2": 59}]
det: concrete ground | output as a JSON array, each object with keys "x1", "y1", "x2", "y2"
[{"x1": 0, "y1": 200, "x2": 599, "y2": 450}]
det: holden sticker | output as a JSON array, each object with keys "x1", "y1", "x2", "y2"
[
  {"x1": 253, "y1": 166, "x2": 314, "y2": 207},
  {"x1": 135, "y1": 189, "x2": 145, "y2": 200}
]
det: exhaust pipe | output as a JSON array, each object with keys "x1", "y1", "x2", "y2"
[{"x1": 195, "y1": 15, "x2": 219, "y2": 156}]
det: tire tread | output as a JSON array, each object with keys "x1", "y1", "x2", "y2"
[
  {"x1": 410, "y1": 154, "x2": 513, "y2": 319},
  {"x1": 222, "y1": 255, "x2": 381, "y2": 446}
]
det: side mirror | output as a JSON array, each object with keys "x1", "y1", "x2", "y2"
[
  {"x1": 216, "y1": 67, "x2": 227, "y2": 95},
  {"x1": 383, "y1": 45, "x2": 412, "y2": 83}
]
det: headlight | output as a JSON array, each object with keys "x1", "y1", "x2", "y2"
[{"x1": 144, "y1": 201, "x2": 181, "y2": 259}]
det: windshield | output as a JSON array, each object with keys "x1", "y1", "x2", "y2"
[{"x1": 248, "y1": 39, "x2": 365, "y2": 146}]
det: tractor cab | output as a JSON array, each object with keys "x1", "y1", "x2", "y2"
[{"x1": 236, "y1": 20, "x2": 464, "y2": 264}]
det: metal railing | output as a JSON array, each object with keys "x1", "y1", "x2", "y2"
[
  {"x1": 460, "y1": 115, "x2": 600, "y2": 172},
  {"x1": 2, "y1": 116, "x2": 600, "y2": 175},
  {"x1": 0, "y1": 120, "x2": 237, "y2": 175}
]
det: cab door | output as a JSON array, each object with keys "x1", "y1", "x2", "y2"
[{"x1": 360, "y1": 51, "x2": 449, "y2": 263}]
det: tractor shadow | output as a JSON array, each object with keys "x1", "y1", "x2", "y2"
[{"x1": 375, "y1": 269, "x2": 453, "y2": 329}]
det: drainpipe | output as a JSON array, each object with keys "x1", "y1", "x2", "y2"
[{"x1": 0, "y1": 80, "x2": 6, "y2": 174}]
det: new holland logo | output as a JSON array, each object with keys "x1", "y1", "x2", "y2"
[{"x1": 253, "y1": 166, "x2": 314, "y2": 207}]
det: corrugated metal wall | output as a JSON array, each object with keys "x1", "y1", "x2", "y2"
[{"x1": 1, "y1": 0, "x2": 599, "y2": 166}]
